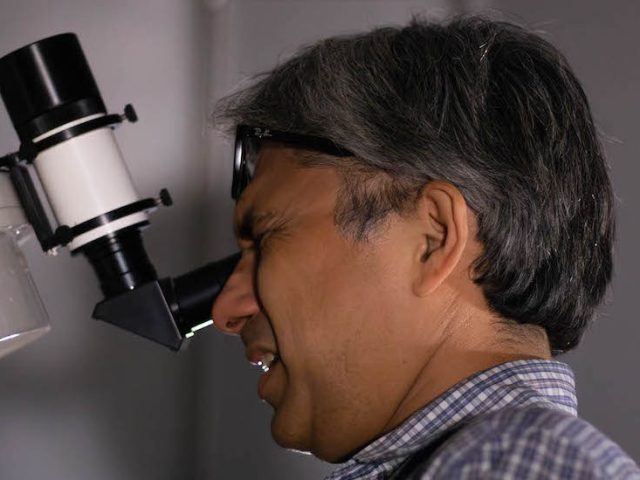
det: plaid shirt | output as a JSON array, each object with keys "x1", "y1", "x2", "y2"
[{"x1": 327, "y1": 360, "x2": 640, "y2": 479}]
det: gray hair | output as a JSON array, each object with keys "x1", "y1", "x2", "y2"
[{"x1": 215, "y1": 16, "x2": 616, "y2": 354}]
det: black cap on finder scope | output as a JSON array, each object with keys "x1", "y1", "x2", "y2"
[{"x1": 0, "y1": 33, "x2": 106, "y2": 144}]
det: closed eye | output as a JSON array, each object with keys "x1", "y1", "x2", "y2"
[
  {"x1": 252, "y1": 228, "x2": 277, "y2": 256},
  {"x1": 253, "y1": 221, "x2": 290, "y2": 255},
  {"x1": 253, "y1": 232, "x2": 267, "y2": 253}
]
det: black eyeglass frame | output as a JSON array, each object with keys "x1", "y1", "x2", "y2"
[{"x1": 232, "y1": 125, "x2": 353, "y2": 201}]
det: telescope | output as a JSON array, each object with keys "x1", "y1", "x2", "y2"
[{"x1": 0, "y1": 33, "x2": 239, "y2": 356}]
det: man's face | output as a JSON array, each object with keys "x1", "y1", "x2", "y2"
[{"x1": 212, "y1": 144, "x2": 443, "y2": 461}]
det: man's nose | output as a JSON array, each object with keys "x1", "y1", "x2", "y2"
[{"x1": 211, "y1": 251, "x2": 260, "y2": 335}]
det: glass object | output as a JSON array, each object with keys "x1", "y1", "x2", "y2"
[{"x1": 0, "y1": 223, "x2": 50, "y2": 358}]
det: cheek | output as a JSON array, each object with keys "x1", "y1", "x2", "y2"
[
  {"x1": 257, "y1": 232, "x2": 402, "y2": 376},
  {"x1": 255, "y1": 236, "x2": 345, "y2": 349}
]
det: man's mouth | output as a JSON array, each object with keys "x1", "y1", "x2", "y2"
[
  {"x1": 247, "y1": 349, "x2": 280, "y2": 373},
  {"x1": 250, "y1": 351, "x2": 281, "y2": 400},
  {"x1": 256, "y1": 352, "x2": 280, "y2": 373}
]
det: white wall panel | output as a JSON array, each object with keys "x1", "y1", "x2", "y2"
[{"x1": 0, "y1": 1, "x2": 208, "y2": 479}]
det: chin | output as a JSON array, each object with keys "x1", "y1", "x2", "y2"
[
  {"x1": 270, "y1": 413, "x2": 310, "y2": 453},
  {"x1": 270, "y1": 415, "x2": 352, "y2": 463}
]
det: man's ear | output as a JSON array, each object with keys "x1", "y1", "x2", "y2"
[{"x1": 411, "y1": 180, "x2": 469, "y2": 297}]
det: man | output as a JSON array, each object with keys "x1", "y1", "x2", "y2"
[{"x1": 211, "y1": 16, "x2": 640, "y2": 479}]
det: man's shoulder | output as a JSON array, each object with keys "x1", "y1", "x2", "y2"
[
  {"x1": 414, "y1": 406, "x2": 640, "y2": 479},
  {"x1": 455, "y1": 405, "x2": 610, "y2": 443}
]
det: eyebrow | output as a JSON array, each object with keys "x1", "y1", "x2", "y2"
[{"x1": 235, "y1": 207, "x2": 280, "y2": 241}]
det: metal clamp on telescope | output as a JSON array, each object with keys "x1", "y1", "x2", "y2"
[{"x1": 0, "y1": 33, "x2": 240, "y2": 351}]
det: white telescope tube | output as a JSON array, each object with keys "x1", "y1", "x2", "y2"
[{"x1": 33, "y1": 114, "x2": 148, "y2": 250}]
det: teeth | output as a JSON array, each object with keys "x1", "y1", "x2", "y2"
[{"x1": 258, "y1": 352, "x2": 277, "y2": 373}]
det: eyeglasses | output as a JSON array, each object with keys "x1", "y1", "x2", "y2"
[{"x1": 232, "y1": 125, "x2": 353, "y2": 201}]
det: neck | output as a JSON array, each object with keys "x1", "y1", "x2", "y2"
[{"x1": 381, "y1": 320, "x2": 551, "y2": 435}]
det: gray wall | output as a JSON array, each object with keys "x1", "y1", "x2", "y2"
[
  {"x1": 0, "y1": 1, "x2": 637, "y2": 479},
  {"x1": 0, "y1": 1, "x2": 208, "y2": 479}
]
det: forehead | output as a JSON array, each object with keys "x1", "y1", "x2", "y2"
[{"x1": 233, "y1": 144, "x2": 340, "y2": 231}]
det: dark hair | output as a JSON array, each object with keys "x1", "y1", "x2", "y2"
[{"x1": 216, "y1": 16, "x2": 616, "y2": 353}]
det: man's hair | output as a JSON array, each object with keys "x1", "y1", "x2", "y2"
[{"x1": 216, "y1": 16, "x2": 616, "y2": 353}]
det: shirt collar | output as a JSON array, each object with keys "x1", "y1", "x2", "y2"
[{"x1": 352, "y1": 359, "x2": 576, "y2": 464}]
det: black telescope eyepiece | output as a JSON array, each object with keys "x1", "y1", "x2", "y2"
[
  {"x1": 0, "y1": 33, "x2": 106, "y2": 144},
  {"x1": 92, "y1": 252, "x2": 241, "y2": 350}
]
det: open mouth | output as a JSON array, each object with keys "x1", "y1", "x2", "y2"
[{"x1": 257, "y1": 352, "x2": 280, "y2": 373}]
